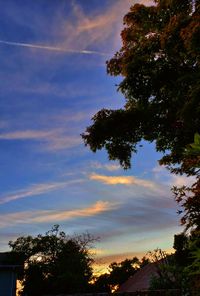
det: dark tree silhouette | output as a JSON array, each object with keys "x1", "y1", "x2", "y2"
[
  {"x1": 82, "y1": 0, "x2": 200, "y2": 172},
  {"x1": 9, "y1": 225, "x2": 95, "y2": 296},
  {"x1": 93, "y1": 256, "x2": 148, "y2": 292}
]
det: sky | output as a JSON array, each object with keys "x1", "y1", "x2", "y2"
[{"x1": 0, "y1": 0, "x2": 192, "y2": 274}]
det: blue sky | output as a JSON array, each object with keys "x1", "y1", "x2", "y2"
[{"x1": 0, "y1": 0, "x2": 191, "y2": 273}]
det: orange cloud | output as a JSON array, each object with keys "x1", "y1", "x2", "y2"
[
  {"x1": 0, "y1": 201, "x2": 119, "y2": 227},
  {"x1": 89, "y1": 173, "x2": 156, "y2": 189},
  {"x1": 32, "y1": 200, "x2": 118, "y2": 223}
]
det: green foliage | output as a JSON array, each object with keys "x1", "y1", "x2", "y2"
[
  {"x1": 185, "y1": 133, "x2": 200, "y2": 157},
  {"x1": 148, "y1": 247, "x2": 189, "y2": 292},
  {"x1": 172, "y1": 178, "x2": 200, "y2": 231},
  {"x1": 184, "y1": 232, "x2": 200, "y2": 277},
  {"x1": 148, "y1": 235, "x2": 200, "y2": 292},
  {"x1": 175, "y1": 232, "x2": 200, "y2": 291},
  {"x1": 82, "y1": 0, "x2": 200, "y2": 172},
  {"x1": 9, "y1": 225, "x2": 95, "y2": 296}
]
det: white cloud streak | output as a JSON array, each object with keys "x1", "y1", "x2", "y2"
[
  {"x1": 0, "y1": 39, "x2": 108, "y2": 56},
  {"x1": 0, "y1": 130, "x2": 52, "y2": 140},
  {"x1": 0, "y1": 179, "x2": 82, "y2": 205},
  {"x1": 152, "y1": 165, "x2": 196, "y2": 187},
  {"x1": 0, "y1": 129, "x2": 82, "y2": 151}
]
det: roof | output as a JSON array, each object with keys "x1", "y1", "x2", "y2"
[
  {"x1": 0, "y1": 253, "x2": 8, "y2": 263},
  {"x1": 0, "y1": 252, "x2": 23, "y2": 270},
  {"x1": 118, "y1": 263, "x2": 158, "y2": 292}
]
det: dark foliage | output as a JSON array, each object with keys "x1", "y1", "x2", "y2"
[
  {"x1": 93, "y1": 256, "x2": 149, "y2": 292},
  {"x1": 9, "y1": 225, "x2": 95, "y2": 296},
  {"x1": 82, "y1": 0, "x2": 200, "y2": 172}
]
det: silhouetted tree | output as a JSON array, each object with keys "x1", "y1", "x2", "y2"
[
  {"x1": 93, "y1": 257, "x2": 141, "y2": 292},
  {"x1": 108, "y1": 257, "x2": 140, "y2": 289},
  {"x1": 9, "y1": 225, "x2": 95, "y2": 296},
  {"x1": 93, "y1": 273, "x2": 111, "y2": 293},
  {"x1": 82, "y1": 2, "x2": 200, "y2": 272},
  {"x1": 82, "y1": 0, "x2": 200, "y2": 173}
]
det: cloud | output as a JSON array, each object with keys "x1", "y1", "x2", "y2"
[
  {"x1": 45, "y1": 134, "x2": 81, "y2": 151},
  {"x1": 0, "y1": 39, "x2": 108, "y2": 56},
  {"x1": 95, "y1": 251, "x2": 148, "y2": 265},
  {"x1": 0, "y1": 0, "x2": 132, "y2": 58},
  {"x1": 0, "y1": 201, "x2": 119, "y2": 228},
  {"x1": 94, "y1": 246, "x2": 174, "y2": 273},
  {"x1": 51, "y1": 0, "x2": 132, "y2": 54},
  {"x1": 32, "y1": 200, "x2": 118, "y2": 223},
  {"x1": 91, "y1": 162, "x2": 121, "y2": 171},
  {"x1": 89, "y1": 173, "x2": 157, "y2": 189},
  {"x1": 0, "y1": 179, "x2": 82, "y2": 205},
  {"x1": 171, "y1": 175, "x2": 196, "y2": 187},
  {"x1": 0, "y1": 128, "x2": 82, "y2": 151},
  {"x1": 152, "y1": 165, "x2": 196, "y2": 187},
  {"x1": 53, "y1": 0, "x2": 155, "y2": 55},
  {"x1": 0, "y1": 130, "x2": 52, "y2": 140}
]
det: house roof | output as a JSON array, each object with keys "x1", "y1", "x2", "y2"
[
  {"x1": 0, "y1": 252, "x2": 23, "y2": 270},
  {"x1": 118, "y1": 263, "x2": 158, "y2": 292}
]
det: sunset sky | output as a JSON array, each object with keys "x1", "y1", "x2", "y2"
[{"x1": 0, "y1": 0, "x2": 190, "y2": 273}]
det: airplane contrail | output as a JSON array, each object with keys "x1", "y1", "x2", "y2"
[{"x1": 0, "y1": 39, "x2": 109, "y2": 56}]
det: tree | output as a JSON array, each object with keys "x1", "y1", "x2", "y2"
[
  {"x1": 9, "y1": 225, "x2": 95, "y2": 296},
  {"x1": 148, "y1": 248, "x2": 189, "y2": 291},
  {"x1": 92, "y1": 273, "x2": 111, "y2": 293},
  {"x1": 185, "y1": 133, "x2": 200, "y2": 158},
  {"x1": 82, "y1": 0, "x2": 200, "y2": 172},
  {"x1": 164, "y1": 133, "x2": 200, "y2": 233},
  {"x1": 173, "y1": 180, "x2": 200, "y2": 231},
  {"x1": 108, "y1": 257, "x2": 140, "y2": 290},
  {"x1": 93, "y1": 256, "x2": 148, "y2": 292},
  {"x1": 82, "y1": 0, "x2": 200, "y2": 283}
]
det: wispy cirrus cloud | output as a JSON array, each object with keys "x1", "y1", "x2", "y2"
[
  {"x1": 53, "y1": 0, "x2": 154, "y2": 55},
  {"x1": 0, "y1": 200, "x2": 119, "y2": 227},
  {"x1": 89, "y1": 173, "x2": 157, "y2": 189},
  {"x1": 0, "y1": 40, "x2": 108, "y2": 56},
  {"x1": 54, "y1": 0, "x2": 130, "y2": 53},
  {"x1": 0, "y1": 0, "x2": 154, "y2": 57},
  {"x1": 31, "y1": 200, "x2": 118, "y2": 223},
  {"x1": 94, "y1": 246, "x2": 174, "y2": 271},
  {"x1": 0, "y1": 0, "x2": 127, "y2": 58},
  {"x1": 0, "y1": 128, "x2": 81, "y2": 151},
  {"x1": 91, "y1": 162, "x2": 121, "y2": 172},
  {"x1": 0, "y1": 179, "x2": 83, "y2": 205},
  {"x1": 152, "y1": 165, "x2": 196, "y2": 187},
  {"x1": 0, "y1": 130, "x2": 52, "y2": 140}
]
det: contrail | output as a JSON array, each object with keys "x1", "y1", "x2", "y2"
[{"x1": 0, "y1": 39, "x2": 109, "y2": 56}]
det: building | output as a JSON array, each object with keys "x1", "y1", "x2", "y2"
[
  {"x1": 0, "y1": 252, "x2": 22, "y2": 296},
  {"x1": 118, "y1": 263, "x2": 158, "y2": 292}
]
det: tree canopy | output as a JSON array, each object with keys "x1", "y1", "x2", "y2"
[
  {"x1": 9, "y1": 225, "x2": 95, "y2": 296},
  {"x1": 82, "y1": 0, "x2": 200, "y2": 172},
  {"x1": 93, "y1": 256, "x2": 149, "y2": 292}
]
